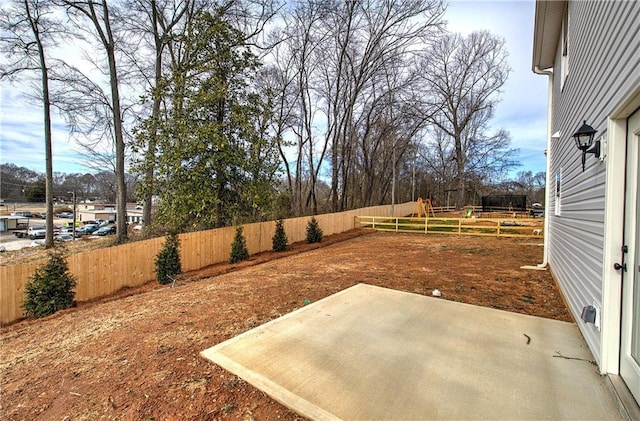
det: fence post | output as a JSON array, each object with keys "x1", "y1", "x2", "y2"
[{"x1": 458, "y1": 219, "x2": 462, "y2": 235}]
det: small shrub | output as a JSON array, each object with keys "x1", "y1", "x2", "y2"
[
  {"x1": 230, "y1": 226, "x2": 249, "y2": 263},
  {"x1": 23, "y1": 248, "x2": 77, "y2": 318},
  {"x1": 155, "y1": 233, "x2": 182, "y2": 285},
  {"x1": 306, "y1": 216, "x2": 323, "y2": 244},
  {"x1": 272, "y1": 218, "x2": 288, "y2": 252}
]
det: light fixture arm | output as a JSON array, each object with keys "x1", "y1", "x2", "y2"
[{"x1": 580, "y1": 140, "x2": 600, "y2": 171}]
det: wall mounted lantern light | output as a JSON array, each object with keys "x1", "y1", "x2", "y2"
[{"x1": 572, "y1": 121, "x2": 599, "y2": 172}]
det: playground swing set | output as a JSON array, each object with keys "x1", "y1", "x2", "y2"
[
  {"x1": 410, "y1": 196, "x2": 531, "y2": 219},
  {"x1": 411, "y1": 197, "x2": 436, "y2": 218},
  {"x1": 410, "y1": 198, "x2": 476, "y2": 219},
  {"x1": 363, "y1": 196, "x2": 543, "y2": 237}
]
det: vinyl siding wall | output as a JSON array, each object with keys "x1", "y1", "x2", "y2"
[{"x1": 547, "y1": 0, "x2": 640, "y2": 365}]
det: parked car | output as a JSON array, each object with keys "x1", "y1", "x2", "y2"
[
  {"x1": 56, "y1": 211, "x2": 73, "y2": 219},
  {"x1": 60, "y1": 227, "x2": 83, "y2": 237},
  {"x1": 27, "y1": 226, "x2": 46, "y2": 240},
  {"x1": 11, "y1": 211, "x2": 32, "y2": 217},
  {"x1": 95, "y1": 225, "x2": 116, "y2": 236},
  {"x1": 54, "y1": 233, "x2": 74, "y2": 242},
  {"x1": 79, "y1": 224, "x2": 99, "y2": 234}
]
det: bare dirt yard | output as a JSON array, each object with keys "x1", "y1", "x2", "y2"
[{"x1": 0, "y1": 231, "x2": 572, "y2": 420}]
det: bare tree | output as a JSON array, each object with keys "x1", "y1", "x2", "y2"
[
  {"x1": 1, "y1": 0, "x2": 62, "y2": 248},
  {"x1": 418, "y1": 125, "x2": 461, "y2": 205},
  {"x1": 317, "y1": 0, "x2": 444, "y2": 212},
  {"x1": 267, "y1": 0, "x2": 444, "y2": 215},
  {"x1": 416, "y1": 31, "x2": 513, "y2": 208},
  {"x1": 0, "y1": 164, "x2": 41, "y2": 201},
  {"x1": 352, "y1": 60, "x2": 428, "y2": 208},
  {"x1": 57, "y1": 0, "x2": 128, "y2": 242},
  {"x1": 118, "y1": 0, "x2": 193, "y2": 230},
  {"x1": 258, "y1": 62, "x2": 298, "y2": 208},
  {"x1": 266, "y1": 0, "x2": 331, "y2": 215},
  {"x1": 503, "y1": 170, "x2": 546, "y2": 206}
]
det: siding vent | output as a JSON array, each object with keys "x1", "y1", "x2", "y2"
[{"x1": 580, "y1": 302, "x2": 601, "y2": 330}]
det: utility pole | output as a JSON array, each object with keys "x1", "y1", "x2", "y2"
[
  {"x1": 68, "y1": 191, "x2": 76, "y2": 240},
  {"x1": 392, "y1": 139, "x2": 396, "y2": 216},
  {"x1": 385, "y1": 68, "x2": 396, "y2": 217},
  {"x1": 411, "y1": 146, "x2": 417, "y2": 203}
]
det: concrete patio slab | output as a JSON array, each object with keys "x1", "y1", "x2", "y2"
[{"x1": 201, "y1": 283, "x2": 622, "y2": 420}]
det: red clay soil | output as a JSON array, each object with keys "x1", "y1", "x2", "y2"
[{"x1": 0, "y1": 231, "x2": 572, "y2": 420}]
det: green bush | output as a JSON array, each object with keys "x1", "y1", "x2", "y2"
[
  {"x1": 230, "y1": 226, "x2": 249, "y2": 263},
  {"x1": 23, "y1": 248, "x2": 77, "y2": 318},
  {"x1": 155, "y1": 233, "x2": 182, "y2": 285},
  {"x1": 272, "y1": 218, "x2": 288, "y2": 252},
  {"x1": 306, "y1": 216, "x2": 323, "y2": 244}
]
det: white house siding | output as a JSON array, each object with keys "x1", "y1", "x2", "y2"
[{"x1": 547, "y1": 0, "x2": 640, "y2": 366}]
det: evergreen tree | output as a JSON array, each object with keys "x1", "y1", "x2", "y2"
[
  {"x1": 155, "y1": 233, "x2": 182, "y2": 285},
  {"x1": 25, "y1": 178, "x2": 46, "y2": 202},
  {"x1": 306, "y1": 216, "x2": 323, "y2": 244},
  {"x1": 272, "y1": 218, "x2": 288, "y2": 252},
  {"x1": 147, "y1": 11, "x2": 280, "y2": 231},
  {"x1": 230, "y1": 226, "x2": 249, "y2": 263},
  {"x1": 23, "y1": 248, "x2": 77, "y2": 318}
]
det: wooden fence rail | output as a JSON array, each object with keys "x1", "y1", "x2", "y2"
[
  {"x1": 0, "y1": 202, "x2": 414, "y2": 325},
  {"x1": 356, "y1": 216, "x2": 544, "y2": 238}
]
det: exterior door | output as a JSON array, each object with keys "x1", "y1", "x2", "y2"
[{"x1": 621, "y1": 109, "x2": 640, "y2": 404}]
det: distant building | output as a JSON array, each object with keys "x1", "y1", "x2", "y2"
[{"x1": 77, "y1": 203, "x2": 144, "y2": 224}]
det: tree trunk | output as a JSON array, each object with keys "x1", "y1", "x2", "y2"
[
  {"x1": 102, "y1": 2, "x2": 128, "y2": 243},
  {"x1": 43, "y1": 61, "x2": 54, "y2": 249},
  {"x1": 455, "y1": 134, "x2": 465, "y2": 209},
  {"x1": 24, "y1": 0, "x2": 54, "y2": 248},
  {"x1": 142, "y1": 0, "x2": 163, "y2": 232}
]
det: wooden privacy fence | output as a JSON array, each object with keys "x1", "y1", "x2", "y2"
[
  {"x1": 0, "y1": 202, "x2": 414, "y2": 325},
  {"x1": 356, "y1": 216, "x2": 544, "y2": 238}
]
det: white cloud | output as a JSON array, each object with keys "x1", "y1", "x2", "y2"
[
  {"x1": 0, "y1": 83, "x2": 88, "y2": 174},
  {"x1": 0, "y1": 7, "x2": 121, "y2": 176}
]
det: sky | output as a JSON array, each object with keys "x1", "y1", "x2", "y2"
[
  {"x1": 445, "y1": 0, "x2": 548, "y2": 177},
  {"x1": 0, "y1": 0, "x2": 548, "y2": 177}
]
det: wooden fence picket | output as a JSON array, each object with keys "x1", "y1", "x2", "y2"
[{"x1": 0, "y1": 202, "x2": 414, "y2": 325}]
